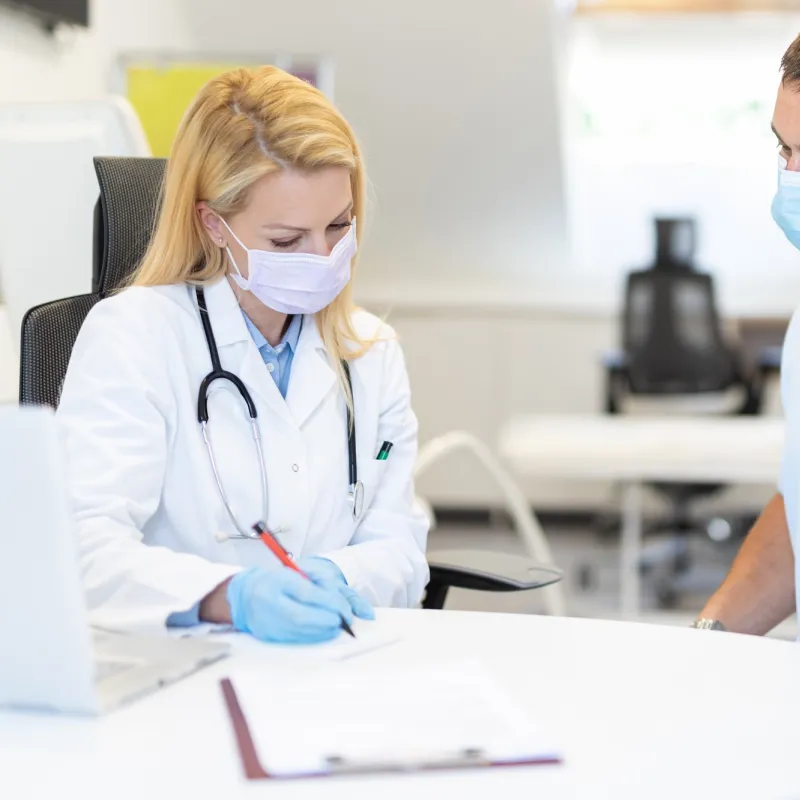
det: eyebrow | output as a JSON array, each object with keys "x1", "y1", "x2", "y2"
[
  {"x1": 261, "y1": 202, "x2": 354, "y2": 232},
  {"x1": 773, "y1": 123, "x2": 789, "y2": 147}
]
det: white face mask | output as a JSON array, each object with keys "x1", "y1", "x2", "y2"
[{"x1": 218, "y1": 217, "x2": 357, "y2": 315}]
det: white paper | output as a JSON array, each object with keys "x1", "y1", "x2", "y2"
[
  {"x1": 232, "y1": 660, "x2": 560, "y2": 777},
  {"x1": 256, "y1": 619, "x2": 402, "y2": 663},
  {"x1": 168, "y1": 618, "x2": 398, "y2": 659},
  {"x1": 168, "y1": 622, "x2": 232, "y2": 638}
]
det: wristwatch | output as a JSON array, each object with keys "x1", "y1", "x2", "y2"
[{"x1": 691, "y1": 618, "x2": 727, "y2": 631}]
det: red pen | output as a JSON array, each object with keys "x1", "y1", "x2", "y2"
[{"x1": 252, "y1": 522, "x2": 355, "y2": 638}]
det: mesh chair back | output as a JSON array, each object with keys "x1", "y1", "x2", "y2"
[
  {"x1": 623, "y1": 269, "x2": 738, "y2": 394},
  {"x1": 653, "y1": 217, "x2": 695, "y2": 270},
  {"x1": 19, "y1": 156, "x2": 166, "y2": 406},
  {"x1": 93, "y1": 156, "x2": 167, "y2": 293},
  {"x1": 19, "y1": 294, "x2": 100, "y2": 406}
]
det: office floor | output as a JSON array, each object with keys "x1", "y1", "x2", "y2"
[{"x1": 429, "y1": 517, "x2": 799, "y2": 641}]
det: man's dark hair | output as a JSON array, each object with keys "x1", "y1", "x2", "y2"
[{"x1": 782, "y1": 34, "x2": 800, "y2": 85}]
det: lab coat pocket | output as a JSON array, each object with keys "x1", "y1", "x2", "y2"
[{"x1": 359, "y1": 459, "x2": 389, "y2": 516}]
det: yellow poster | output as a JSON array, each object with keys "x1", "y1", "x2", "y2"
[
  {"x1": 125, "y1": 60, "x2": 330, "y2": 158},
  {"x1": 126, "y1": 63, "x2": 258, "y2": 157}
]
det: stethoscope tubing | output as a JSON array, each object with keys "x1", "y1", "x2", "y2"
[{"x1": 194, "y1": 286, "x2": 361, "y2": 540}]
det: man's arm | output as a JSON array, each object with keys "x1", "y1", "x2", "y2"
[{"x1": 699, "y1": 493, "x2": 795, "y2": 635}]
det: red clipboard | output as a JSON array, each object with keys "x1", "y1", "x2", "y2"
[{"x1": 219, "y1": 677, "x2": 563, "y2": 781}]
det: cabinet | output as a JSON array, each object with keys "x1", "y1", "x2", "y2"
[
  {"x1": 377, "y1": 304, "x2": 779, "y2": 514},
  {"x1": 385, "y1": 309, "x2": 617, "y2": 509}
]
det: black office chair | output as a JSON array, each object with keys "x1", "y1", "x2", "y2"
[
  {"x1": 602, "y1": 228, "x2": 763, "y2": 608},
  {"x1": 19, "y1": 157, "x2": 164, "y2": 407},
  {"x1": 19, "y1": 155, "x2": 562, "y2": 611}
]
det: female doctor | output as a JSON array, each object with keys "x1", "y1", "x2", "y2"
[{"x1": 56, "y1": 66, "x2": 429, "y2": 643}]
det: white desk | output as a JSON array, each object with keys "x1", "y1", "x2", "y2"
[
  {"x1": 2, "y1": 609, "x2": 800, "y2": 800},
  {"x1": 498, "y1": 415, "x2": 785, "y2": 615}
]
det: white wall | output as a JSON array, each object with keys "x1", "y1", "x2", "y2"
[
  {"x1": 179, "y1": 0, "x2": 569, "y2": 291},
  {"x1": 0, "y1": 0, "x2": 196, "y2": 379},
  {"x1": 0, "y1": 0, "x2": 567, "y2": 290},
  {"x1": 0, "y1": 2, "x2": 192, "y2": 104},
  {"x1": 0, "y1": 307, "x2": 14, "y2": 402},
  {"x1": 564, "y1": 11, "x2": 800, "y2": 317}
]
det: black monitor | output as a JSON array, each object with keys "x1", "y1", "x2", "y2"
[{"x1": 2, "y1": 0, "x2": 88, "y2": 28}]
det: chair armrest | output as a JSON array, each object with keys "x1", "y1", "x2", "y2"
[
  {"x1": 602, "y1": 349, "x2": 627, "y2": 370},
  {"x1": 423, "y1": 549, "x2": 563, "y2": 610},
  {"x1": 758, "y1": 345, "x2": 782, "y2": 378},
  {"x1": 733, "y1": 346, "x2": 777, "y2": 416},
  {"x1": 602, "y1": 349, "x2": 628, "y2": 414},
  {"x1": 415, "y1": 431, "x2": 566, "y2": 616}
]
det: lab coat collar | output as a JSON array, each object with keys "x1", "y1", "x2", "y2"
[
  {"x1": 286, "y1": 314, "x2": 338, "y2": 429},
  {"x1": 195, "y1": 276, "x2": 250, "y2": 347},
  {"x1": 196, "y1": 278, "x2": 336, "y2": 429},
  {"x1": 195, "y1": 278, "x2": 293, "y2": 426}
]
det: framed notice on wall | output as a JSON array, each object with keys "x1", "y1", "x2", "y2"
[{"x1": 114, "y1": 53, "x2": 334, "y2": 158}]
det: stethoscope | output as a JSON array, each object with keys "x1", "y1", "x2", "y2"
[{"x1": 195, "y1": 287, "x2": 363, "y2": 542}]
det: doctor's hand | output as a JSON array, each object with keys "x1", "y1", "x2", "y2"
[
  {"x1": 223, "y1": 566, "x2": 355, "y2": 643},
  {"x1": 297, "y1": 557, "x2": 376, "y2": 621}
]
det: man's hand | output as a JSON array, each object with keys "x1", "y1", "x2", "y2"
[{"x1": 699, "y1": 493, "x2": 795, "y2": 635}]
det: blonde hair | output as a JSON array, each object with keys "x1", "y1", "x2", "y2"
[{"x1": 133, "y1": 65, "x2": 374, "y2": 402}]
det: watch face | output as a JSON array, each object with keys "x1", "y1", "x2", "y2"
[{"x1": 693, "y1": 619, "x2": 725, "y2": 631}]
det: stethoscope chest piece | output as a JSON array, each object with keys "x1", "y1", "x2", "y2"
[{"x1": 349, "y1": 480, "x2": 365, "y2": 521}]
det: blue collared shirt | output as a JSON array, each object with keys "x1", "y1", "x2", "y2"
[
  {"x1": 166, "y1": 312, "x2": 303, "y2": 629},
  {"x1": 241, "y1": 312, "x2": 303, "y2": 398}
]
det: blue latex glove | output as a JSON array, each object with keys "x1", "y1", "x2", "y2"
[
  {"x1": 226, "y1": 566, "x2": 354, "y2": 643},
  {"x1": 297, "y1": 557, "x2": 376, "y2": 621}
]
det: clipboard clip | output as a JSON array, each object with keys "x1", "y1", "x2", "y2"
[{"x1": 325, "y1": 748, "x2": 490, "y2": 774}]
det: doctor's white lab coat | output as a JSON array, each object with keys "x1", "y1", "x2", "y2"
[{"x1": 56, "y1": 278, "x2": 430, "y2": 632}]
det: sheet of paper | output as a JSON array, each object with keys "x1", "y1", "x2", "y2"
[
  {"x1": 168, "y1": 619, "x2": 399, "y2": 660},
  {"x1": 168, "y1": 622, "x2": 232, "y2": 638},
  {"x1": 231, "y1": 660, "x2": 561, "y2": 777},
  {"x1": 257, "y1": 619, "x2": 402, "y2": 663}
]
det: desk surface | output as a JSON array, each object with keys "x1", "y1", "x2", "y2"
[
  {"x1": 499, "y1": 414, "x2": 785, "y2": 484},
  {"x1": 2, "y1": 609, "x2": 800, "y2": 800}
]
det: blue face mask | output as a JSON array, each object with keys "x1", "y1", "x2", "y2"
[{"x1": 772, "y1": 156, "x2": 800, "y2": 249}]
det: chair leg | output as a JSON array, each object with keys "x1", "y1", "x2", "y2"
[
  {"x1": 422, "y1": 581, "x2": 450, "y2": 610},
  {"x1": 415, "y1": 431, "x2": 566, "y2": 616},
  {"x1": 673, "y1": 532, "x2": 691, "y2": 574}
]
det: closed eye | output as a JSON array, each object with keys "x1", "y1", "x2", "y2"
[
  {"x1": 270, "y1": 237, "x2": 301, "y2": 249},
  {"x1": 270, "y1": 219, "x2": 352, "y2": 250}
]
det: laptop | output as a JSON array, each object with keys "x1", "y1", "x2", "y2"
[{"x1": 0, "y1": 405, "x2": 229, "y2": 715}]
